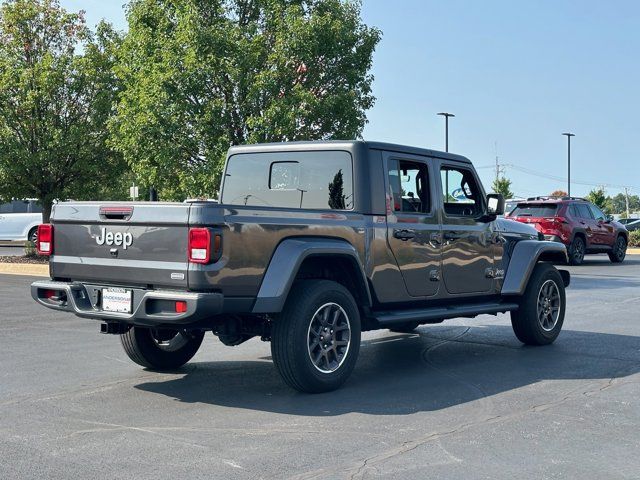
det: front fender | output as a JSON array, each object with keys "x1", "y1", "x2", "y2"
[
  {"x1": 251, "y1": 237, "x2": 371, "y2": 314},
  {"x1": 502, "y1": 240, "x2": 569, "y2": 296}
]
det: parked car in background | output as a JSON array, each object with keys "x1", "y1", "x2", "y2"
[
  {"x1": 618, "y1": 218, "x2": 640, "y2": 232},
  {"x1": 506, "y1": 196, "x2": 628, "y2": 265},
  {"x1": 504, "y1": 198, "x2": 525, "y2": 216},
  {"x1": 0, "y1": 199, "x2": 43, "y2": 243}
]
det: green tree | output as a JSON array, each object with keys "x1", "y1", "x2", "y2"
[
  {"x1": 609, "y1": 192, "x2": 640, "y2": 215},
  {"x1": 0, "y1": 0, "x2": 126, "y2": 221},
  {"x1": 586, "y1": 188, "x2": 611, "y2": 213},
  {"x1": 110, "y1": 0, "x2": 381, "y2": 200},
  {"x1": 328, "y1": 169, "x2": 345, "y2": 209},
  {"x1": 491, "y1": 176, "x2": 513, "y2": 199}
]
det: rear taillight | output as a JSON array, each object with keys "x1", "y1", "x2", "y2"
[
  {"x1": 544, "y1": 217, "x2": 567, "y2": 226},
  {"x1": 188, "y1": 228, "x2": 222, "y2": 264},
  {"x1": 189, "y1": 228, "x2": 210, "y2": 263},
  {"x1": 37, "y1": 224, "x2": 53, "y2": 255}
]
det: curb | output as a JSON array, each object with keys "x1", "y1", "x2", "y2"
[
  {"x1": 0, "y1": 263, "x2": 49, "y2": 277},
  {"x1": 629, "y1": 248, "x2": 640, "y2": 255}
]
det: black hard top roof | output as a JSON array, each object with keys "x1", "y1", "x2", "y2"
[{"x1": 227, "y1": 140, "x2": 471, "y2": 164}]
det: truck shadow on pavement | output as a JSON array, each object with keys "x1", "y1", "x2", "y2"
[{"x1": 134, "y1": 325, "x2": 640, "y2": 416}]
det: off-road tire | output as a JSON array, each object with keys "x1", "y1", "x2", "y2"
[
  {"x1": 511, "y1": 263, "x2": 566, "y2": 346},
  {"x1": 271, "y1": 280, "x2": 361, "y2": 393},
  {"x1": 120, "y1": 327, "x2": 204, "y2": 370},
  {"x1": 568, "y1": 236, "x2": 585, "y2": 265},
  {"x1": 389, "y1": 321, "x2": 420, "y2": 333},
  {"x1": 608, "y1": 235, "x2": 627, "y2": 263}
]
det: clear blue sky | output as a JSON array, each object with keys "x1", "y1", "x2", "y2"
[{"x1": 62, "y1": 0, "x2": 640, "y2": 198}]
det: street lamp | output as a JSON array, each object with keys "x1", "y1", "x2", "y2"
[
  {"x1": 562, "y1": 133, "x2": 575, "y2": 196},
  {"x1": 437, "y1": 112, "x2": 455, "y2": 152}
]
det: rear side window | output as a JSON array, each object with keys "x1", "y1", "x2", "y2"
[
  {"x1": 576, "y1": 204, "x2": 593, "y2": 219},
  {"x1": 387, "y1": 159, "x2": 431, "y2": 214},
  {"x1": 222, "y1": 151, "x2": 353, "y2": 210},
  {"x1": 0, "y1": 202, "x2": 12, "y2": 214},
  {"x1": 511, "y1": 204, "x2": 557, "y2": 217}
]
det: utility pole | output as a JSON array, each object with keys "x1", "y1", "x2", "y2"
[
  {"x1": 562, "y1": 133, "x2": 575, "y2": 196},
  {"x1": 624, "y1": 187, "x2": 631, "y2": 218},
  {"x1": 437, "y1": 112, "x2": 455, "y2": 152},
  {"x1": 494, "y1": 141, "x2": 500, "y2": 184}
]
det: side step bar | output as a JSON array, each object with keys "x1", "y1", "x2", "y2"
[{"x1": 373, "y1": 302, "x2": 519, "y2": 326}]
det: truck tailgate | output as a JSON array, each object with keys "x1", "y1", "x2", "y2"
[{"x1": 51, "y1": 202, "x2": 191, "y2": 288}]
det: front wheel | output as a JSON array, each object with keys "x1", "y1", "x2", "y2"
[
  {"x1": 120, "y1": 327, "x2": 204, "y2": 370},
  {"x1": 511, "y1": 263, "x2": 566, "y2": 346},
  {"x1": 608, "y1": 235, "x2": 627, "y2": 263},
  {"x1": 271, "y1": 280, "x2": 361, "y2": 393}
]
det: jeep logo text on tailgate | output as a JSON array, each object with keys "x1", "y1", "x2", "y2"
[{"x1": 96, "y1": 227, "x2": 133, "y2": 250}]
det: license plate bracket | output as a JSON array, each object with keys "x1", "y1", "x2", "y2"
[{"x1": 102, "y1": 288, "x2": 133, "y2": 314}]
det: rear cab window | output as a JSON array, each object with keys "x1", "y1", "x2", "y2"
[
  {"x1": 221, "y1": 151, "x2": 353, "y2": 210},
  {"x1": 510, "y1": 204, "x2": 558, "y2": 217}
]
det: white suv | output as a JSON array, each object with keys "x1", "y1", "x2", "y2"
[{"x1": 0, "y1": 199, "x2": 43, "y2": 243}]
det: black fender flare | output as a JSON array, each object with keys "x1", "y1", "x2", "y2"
[
  {"x1": 251, "y1": 237, "x2": 372, "y2": 314},
  {"x1": 502, "y1": 240, "x2": 570, "y2": 296},
  {"x1": 571, "y1": 228, "x2": 588, "y2": 244}
]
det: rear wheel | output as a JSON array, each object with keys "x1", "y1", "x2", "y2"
[
  {"x1": 568, "y1": 236, "x2": 585, "y2": 265},
  {"x1": 28, "y1": 227, "x2": 38, "y2": 244},
  {"x1": 608, "y1": 235, "x2": 627, "y2": 263},
  {"x1": 271, "y1": 280, "x2": 361, "y2": 393},
  {"x1": 120, "y1": 327, "x2": 204, "y2": 370},
  {"x1": 511, "y1": 263, "x2": 566, "y2": 346}
]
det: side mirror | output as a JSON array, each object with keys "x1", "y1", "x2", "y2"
[
  {"x1": 606, "y1": 214, "x2": 614, "y2": 223},
  {"x1": 487, "y1": 193, "x2": 505, "y2": 216}
]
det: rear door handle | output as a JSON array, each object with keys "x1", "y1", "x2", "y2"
[{"x1": 393, "y1": 229, "x2": 416, "y2": 241}]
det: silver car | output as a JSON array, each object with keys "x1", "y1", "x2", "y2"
[{"x1": 0, "y1": 199, "x2": 43, "y2": 243}]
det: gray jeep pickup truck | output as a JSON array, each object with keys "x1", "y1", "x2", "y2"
[{"x1": 31, "y1": 141, "x2": 570, "y2": 393}]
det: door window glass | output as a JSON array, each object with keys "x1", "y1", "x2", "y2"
[
  {"x1": 440, "y1": 167, "x2": 482, "y2": 216},
  {"x1": 387, "y1": 159, "x2": 431, "y2": 213},
  {"x1": 0, "y1": 203, "x2": 13, "y2": 214},
  {"x1": 589, "y1": 204, "x2": 606, "y2": 221}
]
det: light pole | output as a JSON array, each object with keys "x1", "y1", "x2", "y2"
[
  {"x1": 562, "y1": 132, "x2": 575, "y2": 196},
  {"x1": 438, "y1": 112, "x2": 455, "y2": 152}
]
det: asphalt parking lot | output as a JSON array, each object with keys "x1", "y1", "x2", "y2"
[
  {"x1": 1, "y1": 256, "x2": 639, "y2": 479},
  {"x1": 0, "y1": 245, "x2": 23, "y2": 256}
]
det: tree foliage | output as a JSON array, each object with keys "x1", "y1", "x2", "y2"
[
  {"x1": 586, "y1": 188, "x2": 610, "y2": 213},
  {"x1": 550, "y1": 190, "x2": 568, "y2": 197},
  {"x1": 110, "y1": 0, "x2": 381, "y2": 200},
  {"x1": 491, "y1": 176, "x2": 513, "y2": 199},
  {"x1": 0, "y1": 0, "x2": 125, "y2": 221}
]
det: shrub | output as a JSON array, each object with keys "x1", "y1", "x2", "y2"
[
  {"x1": 23, "y1": 241, "x2": 38, "y2": 257},
  {"x1": 629, "y1": 230, "x2": 640, "y2": 248}
]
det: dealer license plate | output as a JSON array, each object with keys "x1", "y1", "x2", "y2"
[{"x1": 102, "y1": 288, "x2": 132, "y2": 313}]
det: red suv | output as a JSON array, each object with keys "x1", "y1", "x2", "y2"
[{"x1": 506, "y1": 196, "x2": 628, "y2": 265}]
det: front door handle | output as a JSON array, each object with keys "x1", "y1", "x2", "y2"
[{"x1": 393, "y1": 229, "x2": 416, "y2": 241}]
